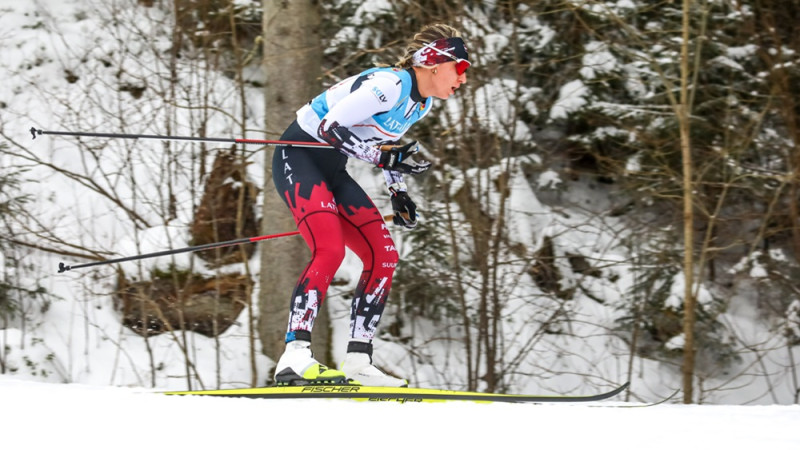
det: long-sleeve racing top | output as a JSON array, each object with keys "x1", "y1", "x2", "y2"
[{"x1": 295, "y1": 67, "x2": 433, "y2": 190}]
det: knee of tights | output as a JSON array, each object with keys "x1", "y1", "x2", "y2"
[
  {"x1": 312, "y1": 244, "x2": 346, "y2": 268},
  {"x1": 378, "y1": 247, "x2": 400, "y2": 269}
]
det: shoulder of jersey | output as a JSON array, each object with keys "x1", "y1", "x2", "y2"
[{"x1": 365, "y1": 69, "x2": 406, "y2": 105}]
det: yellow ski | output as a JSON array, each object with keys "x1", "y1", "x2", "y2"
[{"x1": 164, "y1": 382, "x2": 630, "y2": 404}]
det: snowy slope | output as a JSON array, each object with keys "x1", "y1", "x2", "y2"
[
  {"x1": 1, "y1": 377, "x2": 799, "y2": 450},
  {"x1": 2, "y1": 0, "x2": 799, "y2": 406}
]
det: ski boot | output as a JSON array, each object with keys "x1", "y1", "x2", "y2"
[
  {"x1": 340, "y1": 341, "x2": 408, "y2": 387},
  {"x1": 274, "y1": 335, "x2": 348, "y2": 386}
]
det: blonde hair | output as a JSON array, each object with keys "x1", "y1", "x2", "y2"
[{"x1": 396, "y1": 24, "x2": 463, "y2": 69}]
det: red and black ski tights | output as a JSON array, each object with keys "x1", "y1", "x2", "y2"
[{"x1": 272, "y1": 121, "x2": 398, "y2": 343}]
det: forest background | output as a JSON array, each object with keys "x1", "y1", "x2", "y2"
[{"x1": 1, "y1": 0, "x2": 799, "y2": 405}]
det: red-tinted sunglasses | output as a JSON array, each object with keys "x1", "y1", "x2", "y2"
[
  {"x1": 425, "y1": 43, "x2": 471, "y2": 75},
  {"x1": 454, "y1": 59, "x2": 471, "y2": 75}
]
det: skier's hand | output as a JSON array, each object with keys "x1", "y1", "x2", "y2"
[
  {"x1": 377, "y1": 141, "x2": 431, "y2": 175},
  {"x1": 389, "y1": 185, "x2": 418, "y2": 230}
]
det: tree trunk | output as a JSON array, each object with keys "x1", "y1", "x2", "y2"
[
  {"x1": 259, "y1": 0, "x2": 332, "y2": 373},
  {"x1": 679, "y1": 0, "x2": 696, "y2": 404}
]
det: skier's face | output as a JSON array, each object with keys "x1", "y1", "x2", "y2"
[{"x1": 430, "y1": 61, "x2": 467, "y2": 100}]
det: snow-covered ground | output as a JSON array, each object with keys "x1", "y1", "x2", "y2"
[
  {"x1": 2, "y1": 0, "x2": 799, "y2": 423},
  {"x1": 1, "y1": 377, "x2": 799, "y2": 449}
]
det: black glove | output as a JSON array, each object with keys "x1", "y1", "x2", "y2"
[
  {"x1": 390, "y1": 188, "x2": 418, "y2": 230},
  {"x1": 377, "y1": 141, "x2": 431, "y2": 175}
]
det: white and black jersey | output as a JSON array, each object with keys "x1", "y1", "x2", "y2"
[{"x1": 295, "y1": 67, "x2": 433, "y2": 188}]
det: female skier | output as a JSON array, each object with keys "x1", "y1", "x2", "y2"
[{"x1": 272, "y1": 23, "x2": 470, "y2": 387}]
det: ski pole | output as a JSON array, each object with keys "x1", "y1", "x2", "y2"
[
  {"x1": 57, "y1": 230, "x2": 302, "y2": 273},
  {"x1": 57, "y1": 215, "x2": 397, "y2": 273},
  {"x1": 30, "y1": 127, "x2": 334, "y2": 149},
  {"x1": 30, "y1": 127, "x2": 409, "y2": 152}
]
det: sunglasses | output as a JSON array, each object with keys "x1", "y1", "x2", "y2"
[{"x1": 423, "y1": 43, "x2": 471, "y2": 75}]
